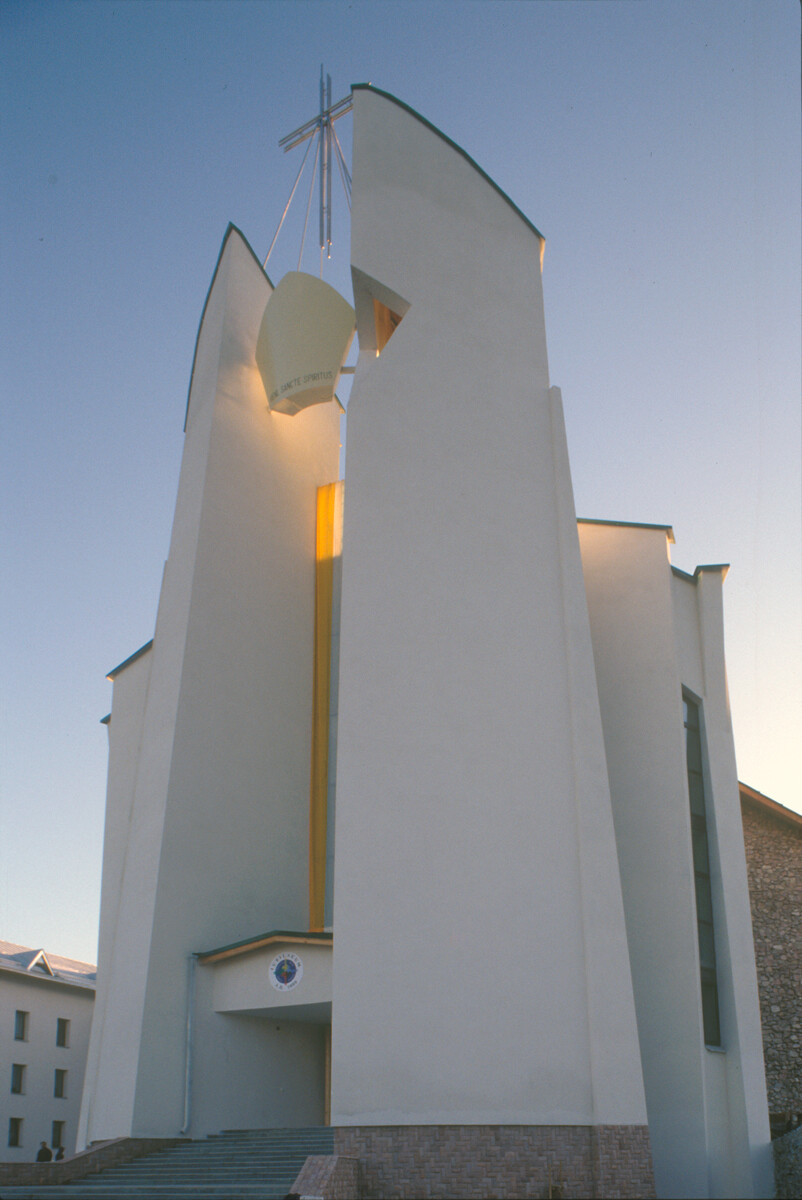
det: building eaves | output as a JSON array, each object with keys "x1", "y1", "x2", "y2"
[
  {"x1": 107, "y1": 639, "x2": 153, "y2": 680},
  {"x1": 0, "y1": 941, "x2": 96, "y2": 992},
  {"x1": 671, "y1": 563, "x2": 730, "y2": 582},
  {"x1": 740, "y1": 782, "x2": 802, "y2": 832},
  {"x1": 197, "y1": 929, "x2": 333, "y2": 965},
  {"x1": 577, "y1": 517, "x2": 676, "y2": 542}
]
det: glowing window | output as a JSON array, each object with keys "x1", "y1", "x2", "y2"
[{"x1": 373, "y1": 298, "x2": 403, "y2": 354}]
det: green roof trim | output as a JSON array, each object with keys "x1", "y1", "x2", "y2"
[
  {"x1": 671, "y1": 563, "x2": 730, "y2": 583},
  {"x1": 107, "y1": 639, "x2": 154, "y2": 680},
  {"x1": 577, "y1": 517, "x2": 676, "y2": 542},
  {"x1": 197, "y1": 928, "x2": 332, "y2": 963},
  {"x1": 351, "y1": 83, "x2": 545, "y2": 244}
]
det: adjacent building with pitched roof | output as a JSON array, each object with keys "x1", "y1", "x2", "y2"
[{"x1": 1, "y1": 941, "x2": 95, "y2": 1160}]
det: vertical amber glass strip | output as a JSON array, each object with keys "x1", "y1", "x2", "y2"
[{"x1": 309, "y1": 483, "x2": 337, "y2": 931}]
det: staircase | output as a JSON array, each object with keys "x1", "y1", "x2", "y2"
[{"x1": 0, "y1": 1127, "x2": 335, "y2": 1199}]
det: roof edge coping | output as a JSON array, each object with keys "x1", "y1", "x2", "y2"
[
  {"x1": 183, "y1": 223, "x2": 275, "y2": 431},
  {"x1": 740, "y1": 781, "x2": 802, "y2": 830},
  {"x1": 671, "y1": 563, "x2": 730, "y2": 582},
  {"x1": 351, "y1": 83, "x2": 544, "y2": 244},
  {"x1": 577, "y1": 517, "x2": 675, "y2": 543},
  {"x1": 197, "y1": 928, "x2": 332, "y2": 965},
  {"x1": 107, "y1": 639, "x2": 153, "y2": 680}
]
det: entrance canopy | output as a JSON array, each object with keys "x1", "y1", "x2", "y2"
[{"x1": 198, "y1": 930, "x2": 332, "y2": 1023}]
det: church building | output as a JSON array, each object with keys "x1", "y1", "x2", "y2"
[{"x1": 77, "y1": 85, "x2": 772, "y2": 1199}]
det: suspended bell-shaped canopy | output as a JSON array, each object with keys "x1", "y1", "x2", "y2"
[{"x1": 256, "y1": 271, "x2": 356, "y2": 416}]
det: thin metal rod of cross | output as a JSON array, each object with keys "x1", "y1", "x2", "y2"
[{"x1": 265, "y1": 66, "x2": 353, "y2": 269}]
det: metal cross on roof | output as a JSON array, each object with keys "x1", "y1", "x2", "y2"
[{"x1": 265, "y1": 68, "x2": 352, "y2": 270}]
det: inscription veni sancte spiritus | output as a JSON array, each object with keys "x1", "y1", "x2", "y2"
[{"x1": 270, "y1": 369, "x2": 334, "y2": 404}]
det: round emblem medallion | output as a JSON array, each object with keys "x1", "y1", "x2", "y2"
[{"x1": 269, "y1": 951, "x2": 303, "y2": 992}]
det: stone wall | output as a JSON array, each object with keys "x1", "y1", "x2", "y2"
[
  {"x1": 291, "y1": 1154, "x2": 361, "y2": 1200},
  {"x1": 773, "y1": 1124, "x2": 802, "y2": 1200},
  {"x1": 333, "y1": 1125, "x2": 655, "y2": 1199},
  {"x1": 741, "y1": 789, "x2": 802, "y2": 1121}
]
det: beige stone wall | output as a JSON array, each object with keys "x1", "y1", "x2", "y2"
[
  {"x1": 741, "y1": 792, "x2": 802, "y2": 1117},
  {"x1": 333, "y1": 1125, "x2": 655, "y2": 1199},
  {"x1": 291, "y1": 1154, "x2": 360, "y2": 1199}
]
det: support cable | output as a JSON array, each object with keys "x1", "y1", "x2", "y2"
[
  {"x1": 331, "y1": 124, "x2": 352, "y2": 195},
  {"x1": 263, "y1": 133, "x2": 315, "y2": 267},
  {"x1": 332, "y1": 134, "x2": 352, "y2": 212},
  {"x1": 298, "y1": 131, "x2": 321, "y2": 271}
]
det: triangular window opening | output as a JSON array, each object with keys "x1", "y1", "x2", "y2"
[
  {"x1": 28, "y1": 950, "x2": 54, "y2": 976},
  {"x1": 373, "y1": 299, "x2": 403, "y2": 355}
]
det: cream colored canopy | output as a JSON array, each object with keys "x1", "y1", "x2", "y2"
[{"x1": 256, "y1": 271, "x2": 355, "y2": 416}]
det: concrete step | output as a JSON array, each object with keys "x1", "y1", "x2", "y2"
[
  {"x1": 0, "y1": 1184, "x2": 300, "y2": 1198},
  {"x1": 0, "y1": 1126, "x2": 334, "y2": 1199},
  {"x1": 0, "y1": 1191, "x2": 292, "y2": 1199},
  {"x1": 147, "y1": 1149, "x2": 329, "y2": 1159},
  {"x1": 109, "y1": 1157, "x2": 323, "y2": 1166},
  {"x1": 69, "y1": 1171, "x2": 306, "y2": 1182}
]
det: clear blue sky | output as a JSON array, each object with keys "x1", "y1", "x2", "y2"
[{"x1": 2, "y1": 0, "x2": 799, "y2": 964}]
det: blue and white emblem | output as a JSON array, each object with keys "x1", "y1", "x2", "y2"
[{"x1": 269, "y1": 951, "x2": 303, "y2": 992}]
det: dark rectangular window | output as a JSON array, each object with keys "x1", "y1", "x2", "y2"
[
  {"x1": 10, "y1": 1064, "x2": 25, "y2": 1095},
  {"x1": 56, "y1": 1018, "x2": 70, "y2": 1048},
  {"x1": 54, "y1": 1068, "x2": 67, "y2": 1099},
  {"x1": 51, "y1": 1120, "x2": 65, "y2": 1149},
  {"x1": 14, "y1": 1010, "x2": 28, "y2": 1041},
  {"x1": 8, "y1": 1117, "x2": 22, "y2": 1148},
  {"x1": 683, "y1": 694, "x2": 722, "y2": 1047}
]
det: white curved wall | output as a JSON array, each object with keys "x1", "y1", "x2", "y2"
[
  {"x1": 80, "y1": 227, "x2": 341, "y2": 1142},
  {"x1": 331, "y1": 88, "x2": 646, "y2": 1128}
]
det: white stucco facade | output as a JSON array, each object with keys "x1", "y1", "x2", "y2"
[
  {"x1": 78, "y1": 226, "x2": 341, "y2": 1147},
  {"x1": 79, "y1": 84, "x2": 771, "y2": 1199},
  {"x1": 577, "y1": 521, "x2": 772, "y2": 1198},
  {"x1": 330, "y1": 87, "x2": 646, "y2": 1130}
]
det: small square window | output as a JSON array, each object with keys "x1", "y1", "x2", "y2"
[
  {"x1": 8, "y1": 1116, "x2": 23, "y2": 1148},
  {"x1": 14, "y1": 1010, "x2": 28, "y2": 1041},
  {"x1": 11, "y1": 1064, "x2": 25, "y2": 1095},
  {"x1": 56, "y1": 1018, "x2": 70, "y2": 1048},
  {"x1": 54, "y1": 1068, "x2": 67, "y2": 1099},
  {"x1": 51, "y1": 1120, "x2": 65, "y2": 1150}
]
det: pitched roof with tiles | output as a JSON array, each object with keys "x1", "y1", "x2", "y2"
[{"x1": 0, "y1": 939, "x2": 96, "y2": 990}]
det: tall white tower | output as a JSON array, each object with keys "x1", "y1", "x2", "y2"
[
  {"x1": 79, "y1": 227, "x2": 341, "y2": 1144},
  {"x1": 330, "y1": 85, "x2": 654, "y2": 1194}
]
